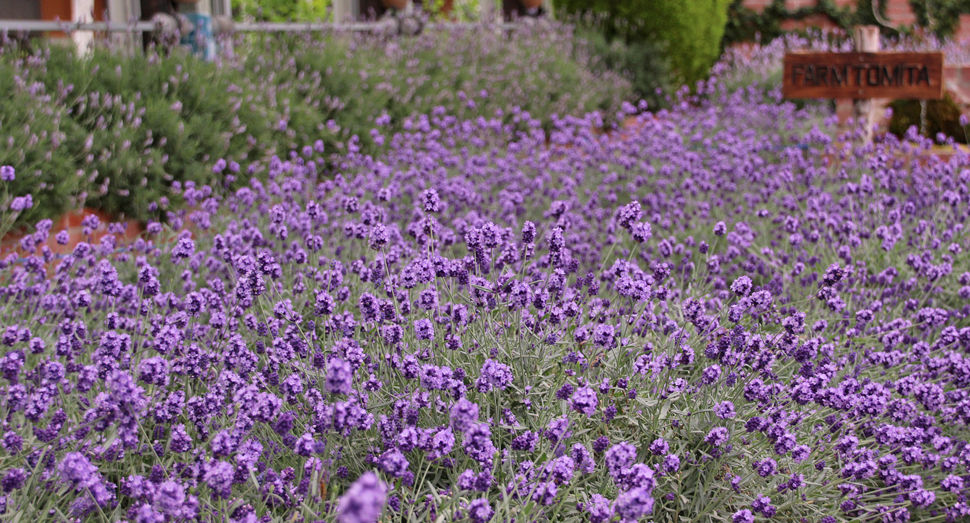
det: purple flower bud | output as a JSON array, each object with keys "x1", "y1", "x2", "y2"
[
  {"x1": 326, "y1": 357, "x2": 354, "y2": 395},
  {"x1": 336, "y1": 471, "x2": 387, "y2": 523}
]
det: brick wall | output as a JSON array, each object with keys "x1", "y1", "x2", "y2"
[
  {"x1": 739, "y1": 1, "x2": 970, "y2": 118},
  {"x1": 741, "y1": 0, "x2": 967, "y2": 43},
  {"x1": 742, "y1": 0, "x2": 918, "y2": 27},
  {"x1": 956, "y1": 14, "x2": 970, "y2": 42}
]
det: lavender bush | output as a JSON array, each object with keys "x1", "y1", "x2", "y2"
[
  {"x1": 2, "y1": 41, "x2": 970, "y2": 523},
  {"x1": 0, "y1": 21, "x2": 630, "y2": 228}
]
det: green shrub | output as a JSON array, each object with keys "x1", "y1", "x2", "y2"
[
  {"x1": 243, "y1": 26, "x2": 631, "y2": 145},
  {"x1": 721, "y1": 0, "x2": 900, "y2": 48},
  {"x1": 6, "y1": 44, "x2": 337, "y2": 224},
  {"x1": 557, "y1": 0, "x2": 733, "y2": 87},
  {"x1": 0, "y1": 61, "x2": 82, "y2": 230},
  {"x1": 889, "y1": 93, "x2": 969, "y2": 144},
  {"x1": 1, "y1": 23, "x2": 630, "y2": 229},
  {"x1": 572, "y1": 25, "x2": 671, "y2": 110},
  {"x1": 232, "y1": 0, "x2": 332, "y2": 22}
]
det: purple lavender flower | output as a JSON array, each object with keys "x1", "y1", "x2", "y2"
[
  {"x1": 753, "y1": 458, "x2": 778, "y2": 478},
  {"x1": 617, "y1": 201, "x2": 642, "y2": 230},
  {"x1": 414, "y1": 319, "x2": 435, "y2": 341},
  {"x1": 571, "y1": 444, "x2": 596, "y2": 474},
  {"x1": 544, "y1": 417, "x2": 571, "y2": 445},
  {"x1": 705, "y1": 427, "x2": 730, "y2": 447},
  {"x1": 0, "y1": 166, "x2": 14, "y2": 181},
  {"x1": 531, "y1": 481, "x2": 558, "y2": 505},
  {"x1": 368, "y1": 224, "x2": 389, "y2": 251},
  {"x1": 463, "y1": 423, "x2": 496, "y2": 466},
  {"x1": 522, "y1": 221, "x2": 536, "y2": 244},
  {"x1": 587, "y1": 494, "x2": 613, "y2": 523},
  {"x1": 751, "y1": 495, "x2": 772, "y2": 515},
  {"x1": 663, "y1": 454, "x2": 681, "y2": 473},
  {"x1": 2, "y1": 468, "x2": 27, "y2": 493},
  {"x1": 58, "y1": 453, "x2": 99, "y2": 488},
  {"x1": 604, "y1": 442, "x2": 637, "y2": 481},
  {"x1": 450, "y1": 398, "x2": 479, "y2": 434},
  {"x1": 593, "y1": 436, "x2": 610, "y2": 454},
  {"x1": 614, "y1": 486, "x2": 654, "y2": 519},
  {"x1": 822, "y1": 263, "x2": 845, "y2": 286},
  {"x1": 570, "y1": 386, "x2": 598, "y2": 416},
  {"x1": 592, "y1": 324, "x2": 615, "y2": 347},
  {"x1": 631, "y1": 222, "x2": 652, "y2": 243},
  {"x1": 204, "y1": 461, "x2": 234, "y2": 498},
  {"x1": 326, "y1": 357, "x2": 354, "y2": 395},
  {"x1": 422, "y1": 189, "x2": 441, "y2": 213},
  {"x1": 336, "y1": 472, "x2": 387, "y2": 523},
  {"x1": 545, "y1": 455, "x2": 576, "y2": 485},
  {"x1": 380, "y1": 450, "x2": 409, "y2": 478},
  {"x1": 153, "y1": 481, "x2": 186, "y2": 515},
  {"x1": 172, "y1": 237, "x2": 195, "y2": 259},
  {"x1": 713, "y1": 401, "x2": 736, "y2": 419},
  {"x1": 479, "y1": 359, "x2": 513, "y2": 391},
  {"x1": 467, "y1": 498, "x2": 493, "y2": 523},
  {"x1": 730, "y1": 276, "x2": 753, "y2": 296},
  {"x1": 511, "y1": 431, "x2": 539, "y2": 452},
  {"x1": 732, "y1": 509, "x2": 755, "y2": 523}
]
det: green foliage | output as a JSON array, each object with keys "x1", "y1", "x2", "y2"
[
  {"x1": 572, "y1": 25, "x2": 671, "y2": 110},
  {"x1": 557, "y1": 0, "x2": 734, "y2": 87},
  {"x1": 0, "y1": 64, "x2": 81, "y2": 231},
  {"x1": 26, "y1": 46, "x2": 331, "y2": 223},
  {"x1": 910, "y1": 0, "x2": 970, "y2": 38},
  {"x1": 722, "y1": 0, "x2": 970, "y2": 47},
  {"x1": 0, "y1": 24, "x2": 631, "y2": 229},
  {"x1": 888, "y1": 93, "x2": 969, "y2": 144},
  {"x1": 241, "y1": 27, "x2": 631, "y2": 149},
  {"x1": 232, "y1": 0, "x2": 332, "y2": 22}
]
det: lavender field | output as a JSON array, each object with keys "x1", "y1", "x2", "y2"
[{"x1": 2, "y1": 29, "x2": 970, "y2": 523}]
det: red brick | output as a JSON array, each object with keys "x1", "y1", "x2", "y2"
[{"x1": 954, "y1": 14, "x2": 970, "y2": 43}]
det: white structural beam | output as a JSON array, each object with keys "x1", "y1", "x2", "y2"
[
  {"x1": 480, "y1": 0, "x2": 496, "y2": 23},
  {"x1": 106, "y1": 0, "x2": 139, "y2": 54},
  {"x1": 333, "y1": 0, "x2": 355, "y2": 23},
  {"x1": 71, "y1": 0, "x2": 96, "y2": 51}
]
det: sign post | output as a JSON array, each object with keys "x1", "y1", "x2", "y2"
[
  {"x1": 854, "y1": 26, "x2": 880, "y2": 145},
  {"x1": 782, "y1": 32, "x2": 944, "y2": 144}
]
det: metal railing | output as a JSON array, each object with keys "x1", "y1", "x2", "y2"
[
  {"x1": 0, "y1": 18, "x2": 522, "y2": 35},
  {"x1": 0, "y1": 20, "x2": 157, "y2": 33}
]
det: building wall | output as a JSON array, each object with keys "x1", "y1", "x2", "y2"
[
  {"x1": 0, "y1": 0, "x2": 42, "y2": 20},
  {"x1": 741, "y1": 0, "x2": 923, "y2": 33}
]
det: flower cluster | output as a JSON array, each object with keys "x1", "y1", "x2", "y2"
[{"x1": 1, "y1": 61, "x2": 969, "y2": 523}]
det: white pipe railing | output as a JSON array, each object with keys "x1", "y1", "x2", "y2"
[
  {"x1": 0, "y1": 20, "x2": 157, "y2": 33},
  {"x1": 0, "y1": 19, "x2": 521, "y2": 34}
]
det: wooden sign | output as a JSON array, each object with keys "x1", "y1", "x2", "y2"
[{"x1": 782, "y1": 52, "x2": 944, "y2": 100}]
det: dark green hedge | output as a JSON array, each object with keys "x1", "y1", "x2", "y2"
[
  {"x1": 889, "y1": 94, "x2": 969, "y2": 145},
  {"x1": 557, "y1": 0, "x2": 733, "y2": 87}
]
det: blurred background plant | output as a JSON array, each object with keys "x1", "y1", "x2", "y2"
[
  {"x1": 0, "y1": 21, "x2": 632, "y2": 229},
  {"x1": 889, "y1": 93, "x2": 969, "y2": 144},
  {"x1": 231, "y1": 0, "x2": 333, "y2": 22},
  {"x1": 557, "y1": 0, "x2": 734, "y2": 88},
  {"x1": 569, "y1": 14, "x2": 672, "y2": 111}
]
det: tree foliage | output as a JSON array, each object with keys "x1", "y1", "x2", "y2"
[
  {"x1": 231, "y1": 0, "x2": 332, "y2": 22},
  {"x1": 556, "y1": 0, "x2": 734, "y2": 87}
]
